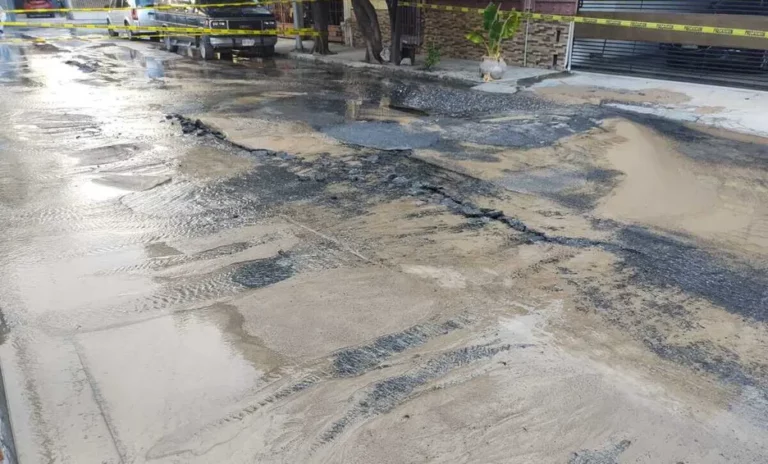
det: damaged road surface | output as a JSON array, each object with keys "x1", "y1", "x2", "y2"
[{"x1": 1, "y1": 36, "x2": 768, "y2": 464}]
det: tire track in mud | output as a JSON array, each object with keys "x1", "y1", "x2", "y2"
[
  {"x1": 332, "y1": 317, "x2": 471, "y2": 377},
  {"x1": 147, "y1": 316, "x2": 481, "y2": 458},
  {"x1": 102, "y1": 241, "x2": 255, "y2": 275},
  {"x1": 318, "y1": 343, "x2": 524, "y2": 446},
  {"x1": 102, "y1": 239, "x2": 361, "y2": 316}
]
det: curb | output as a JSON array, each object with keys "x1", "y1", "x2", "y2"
[
  {"x1": 285, "y1": 51, "x2": 479, "y2": 87},
  {"x1": 0, "y1": 366, "x2": 17, "y2": 464},
  {"x1": 284, "y1": 51, "x2": 569, "y2": 90}
]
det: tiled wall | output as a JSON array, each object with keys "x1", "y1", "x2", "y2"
[
  {"x1": 423, "y1": 10, "x2": 570, "y2": 69},
  {"x1": 349, "y1": 8, "x2": 571, "y2": 70}
]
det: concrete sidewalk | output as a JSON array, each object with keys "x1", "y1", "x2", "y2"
[
  {"x1": 277, "y1": 39, "x2": 562, "y2": 90},
  {"x1": 531, "y1": 72, "x2": 768, "y2": 138}
]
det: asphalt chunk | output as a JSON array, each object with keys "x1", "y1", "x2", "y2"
[
  {"x1": 618, "y1": 226, "x2": 768, "y2": 323},
  {"x1": 569, "y1": 440, "x2": 632, "y2": 464},
  {"x1": 232, "y1": 256, "x2": 295, "y2": 289}
]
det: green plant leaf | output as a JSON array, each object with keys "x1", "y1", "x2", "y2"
[
  {"x1": 465, "y1": 30, "x2": 484, "y2": 45},
  {"x1": 482, "y1": 2, "x2": 498, "y2": 31},
  {"x1": 489, "y1": 19, "x2": 502, "y2": 44},
  {"x1": 500, "y1": 12, "x2": 519, "y2": 39}
]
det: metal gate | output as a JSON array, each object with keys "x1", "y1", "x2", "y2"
[{"x1": 571, "y1": 0, "x2": 768, "y2": 88}]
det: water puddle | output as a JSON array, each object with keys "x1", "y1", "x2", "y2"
[
  {"x1": 76, "y1": 308, "x2": 268, "y2": 460},
  {"x1": 74, "y1": 178, "x2": 130, "y2": 201},
  {"x1": 343, "y1": 97, "x2": 429, "y2": 123}
]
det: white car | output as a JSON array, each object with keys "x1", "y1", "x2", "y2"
[{"x1": 106, "y1": 0, "x2": 158, "y2": 40}]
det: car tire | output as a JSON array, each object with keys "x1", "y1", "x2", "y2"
[
  {"x1": 125, "y1": 23, "x2": 136, "y2": 41},
  {"x1": 261, "y1": 45, "x2": 275, "y2": 58},
  {"x1": 199, "y1": 36, "x2": 215, "y2": 61},
  {"x1": 107, "y1": 20, "x2": 118, "y2": 37},
  {"x1": 164, "y1": 32, "x2": 178, "y2": 53}
]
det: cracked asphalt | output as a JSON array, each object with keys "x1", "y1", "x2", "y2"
[{"x1": 1, "y1": 35, "x2": 767, "y2": 464}]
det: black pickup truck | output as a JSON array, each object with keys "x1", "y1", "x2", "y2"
[{"x1": 155, "y1": 0, "x2": 278, "y2": 59}]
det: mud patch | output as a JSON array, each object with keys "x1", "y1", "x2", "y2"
[
  {"x1": 75, "y1": 143, "x2": 145, "y2": 166},
  {"x1": 92, "y1": 174, "x2": 171, "y2": 192},
  {"x1": 625, "y1": 113, "x2": 768, "y2": 169},
  {"x1": 177, "y1": 145, "x2": 256, "y2": 180},
  {"x1": 193, "y1": 114, "x2": 353, "y2": 158},
  {"x1": 64, "y1": 59, "x2": 99, "y2": 73},
  {"x1": 400, "y1": 264, "x2": 467, "y2": 288},
  {"x1": 499, "y1": 167, "x2": 621, "y2": 210},
  {"x1": 535, "y1": 85, "x2": 690, "y2": 106},
  {"x1": 617, "y1": 226, "x2": 768, "y2": 323},
  {"x1": 0, "y1": 308, "x2": 10, "y2": 346},
  {"x1": 222, "y1": 163, "x2": 328, "y2": 206},
  {"x1": 323, "y1": 121, "x2": 440, "y2": 150},
  {"x1": 694, "y1": 105, "x2": 725, "y2": 115},
  {"x1": 595, "y1": 119, "x2": 768, "y2": 255},
  {"x1": 145, "y1": 242, "x2": 183, "y2": 258},
  {"x1": 231, "y1": 254, "x2": 295, "y2": 289},
  {"x1": 569, "y1": 440, "x2": 632, "y2": 464},
  {"x1": 438, "y1": 111, "x2": 599, "y2": 149}
]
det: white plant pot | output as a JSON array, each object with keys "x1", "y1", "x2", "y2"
[{"x1": 479, "y1": 57, "x2": 507, "y2": 80}]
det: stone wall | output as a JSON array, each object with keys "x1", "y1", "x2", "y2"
[
  {"x1": 348, "y1": 8, "x2": 570, "y2": 70},
  {"x1": 424, "y1": 10, "x2": 569, "y2": 70}
]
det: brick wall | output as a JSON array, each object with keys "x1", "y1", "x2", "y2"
[
  {"x1": 349, "y1": 7, "x2": 570, "y2": 70},
  {"x1": 424, "y1": 10, "x2": 569, "y2": 70},
  {"x1": 513, "y1": 19, "x2": 569, "y2": 69}
]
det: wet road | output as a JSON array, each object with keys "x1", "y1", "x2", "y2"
[{"x1": 1, "y1": 36, "x2": 768, "y2": 463}]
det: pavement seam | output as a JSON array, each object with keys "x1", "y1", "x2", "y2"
[
  {"x1": 73, "y1": 341, "x2": 127, "y2": 464},
  {"x1": 278, "y1": 214, "x2": 375, "y2": 265}
]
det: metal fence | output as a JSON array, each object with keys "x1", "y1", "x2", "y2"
[{"x1": 571, "y1": 0, "x2": 768, "y2": 88}]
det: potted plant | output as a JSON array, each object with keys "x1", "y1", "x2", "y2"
[{"x1": 466, "y1": 3, "x2": 521, "y2": 81}]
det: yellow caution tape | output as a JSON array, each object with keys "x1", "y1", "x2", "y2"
[
  {"x1": 0, "y1": 31, "x2": 291, "y2": 41},
  {"x1": 2, "y1": 0, "x2": 315, "y2": 14},
  {"x1": 5, "y1": 0, "x2": 765, "y2": 40},
  {"x1": 0, "y1": 34, "x2": 113, "y2": 42},
  {"x1": 399, "y1": 1, "x2": 768, "y2": 39},
  {"x1": 0, "y1": 21, "x2": 318, "y2": 35}
]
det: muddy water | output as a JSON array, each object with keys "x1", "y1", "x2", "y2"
[{"x1": 0, "y1": 38, "x2": 767, "y2": 464}]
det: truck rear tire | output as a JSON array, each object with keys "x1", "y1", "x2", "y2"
[
  {"x1": 107, "y1": 20, "x2": 118, "y2": 37},
  {"x1": 164, "y1": 32, "x2": 178, "y2": 53},
  {"x1": 200, "y1": 36, "x2": 215, "y2": 61},
  {"x1": 261, "y1": 45, "x2": 275, "y2": 58},
  {"x1": 124, "y1": 22, "x2": 136, "y2": 41}
]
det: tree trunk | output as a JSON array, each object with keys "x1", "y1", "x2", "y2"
[
  {"x1": 292, "y1": 1, "x2": 304, "y2": 52},
  {"x1": 351, "y1": 0, "x2": 383, "y2": 63},
  {"x1": 311, "y1": 0, "x2": 331, "y2": 55},
  {"x1": 386, "y1": 0, "x2": 402, "y2": 64}
]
